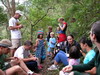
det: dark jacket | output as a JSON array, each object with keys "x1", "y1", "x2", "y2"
[{"x1": 66, "y1": 40, "x2": 81, "y2": 53}]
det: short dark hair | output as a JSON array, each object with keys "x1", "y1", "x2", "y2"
[
  {"x1": 68, "y1": 34, "x2": 74, "y2": 39},
  {"x1": 24, "y1": 40, "x2": 33, "y2": 46},
  {"x1": 69, "y1": 46, "x2": 80, "y2": 59},
  {"x1": 92, "y1": 21, "x2": 100, "y2": 43},
  {"x1": 37, "y1": 34, "x2": 43, "y2": 38},
  {"x1": 79, "y1": 37, "x2": 93, "y2": 47}
]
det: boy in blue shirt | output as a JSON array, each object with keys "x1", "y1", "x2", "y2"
[{"x1": 47, "y1": 32, "x2": 56, "y2": 58}]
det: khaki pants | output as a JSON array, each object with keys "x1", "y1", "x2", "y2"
[{"x1": 11, "y1": 39, "x2": 21, "y2": 49}]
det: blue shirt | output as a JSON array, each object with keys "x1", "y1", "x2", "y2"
[
  {"x1": 48, "y1": 38, "x2": 56, "y2": 48},
  {"x1": 83, "y1": 49, "x2": 96, "y2": 64}
]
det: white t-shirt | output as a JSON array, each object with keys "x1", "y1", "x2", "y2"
[
  {"x1": 9, "y1": 17, "x2": 22, "y2": 39},
  {"x1": 14, "y1": 46, "x2": 30, "y2": 58}
]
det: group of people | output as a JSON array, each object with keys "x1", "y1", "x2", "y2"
[
  {"x1": 0, "y1": 10, "x2": 41, "y2": 75},
  {"x1": 0, "y1": 10, "x2": 100, "y2": 75}
]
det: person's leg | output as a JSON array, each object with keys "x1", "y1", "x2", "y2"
[
  {"x1": 0, "y1": 69, "x2": 5, "y2": 75},
  {"x1": 59, "y1": 71, "x2": 69, "y2": 75},
  {"x1": 47, "y1": 47, "x2": 51, "y2": 56},
  {"x1": 5, "y1": 65, "x2": 27, "y2": 75},
  {"x1": 25, "y1": 61, "x2": 38, "y2": 72},
  {"x1": 11, "y1": 59, "x2": 36, "y2": 74},
  {"x1": 69, "y1": 72, "x2": 74, "y2": 75},
  {"x1": 19, "y1": 59, "x2": 33, "y2": 73},
  {"x1": 55, "y1": 51, "x2": 68, "y2": 66},
  {"x1": 10, "y1": 39, "x2": 20, "y2": 56}
]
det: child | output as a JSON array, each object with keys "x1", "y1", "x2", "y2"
[
  {"x1": 59, "y1": 46, "x2": 80, "y2": 75},
  {"x1": 68, "y1": 46, "x2": 80, "y2": 65},
  {"x1": 47, "y1": 32, "x2": 56, "y2": 58},
  {"x1": 35, "y1": 30, "x2": 46, "y2": 68}
]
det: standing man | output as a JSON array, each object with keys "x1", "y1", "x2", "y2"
[{"x1": 9, "y1": 10, "x2": 23, "y2": 56}]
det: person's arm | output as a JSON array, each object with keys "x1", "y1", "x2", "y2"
[
  {"x1": 62, "y1": 56, "x2": 95, "y2": 73},
  {"x1": 9, "y1": 19, "x2": 23, "y2": 30},
  {"x1": 22, "y1": 53, "x2": 37, "y2": 62},
  {"x1": 58, "y1": 23, "x2": 67, "y2": 31},
  {"x1": 80, "y1": 50, "x2": 86, "y2": 56},
  {"x1": 21, "y1": 58, "x2": 35, "y2": 62},
  {"x1": 35, "y1": 39, "x2": 39, "y2": 47},
  {"x1": 85, "y1": 67, "x2": 96, "y2": 75},
  {"x1": 9, "y1": 25, "x2": 23, "y2": 30},
  {"x1": 72, "y1": 57, "x2": 95, "y2": 72},
  {"x1": 0, "y1": 69, "x2": 4, "y2": 75},
  {"x1": 4, "y1": 57, "x2": 17, "y2": 61},
  {"x1": 43, "y1": 39, "x2": 46, "y2": 45}
]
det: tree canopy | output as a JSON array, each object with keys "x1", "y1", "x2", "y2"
[{"x1": 0, "y1": 0, "x2": 100, "y2": 41}]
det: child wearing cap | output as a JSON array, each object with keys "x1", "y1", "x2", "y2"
[
  {"x1": 47, "y1": 32, "x2": 56, "y2": 58},
  {"x1": 35, "y1": 30, "x2": 46, "y2": 69}
]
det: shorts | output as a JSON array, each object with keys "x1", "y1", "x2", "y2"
[
  {"x1": 11, "y1": 39, "x2": 21, "y2": 49},
  {"x1": 47, "y1": 47, "x2": 54, "y2": 52}
]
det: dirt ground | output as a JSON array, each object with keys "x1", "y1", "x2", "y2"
[{"x1": 40, "y1": 57, "x2": 60, "y2": 75}]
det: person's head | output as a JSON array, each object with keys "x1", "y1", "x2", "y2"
[
  {"x1": 90, "y1": 21, "x2": 100, "y2": 44},
  {"x1": 48, "y1": 26, "x2": 52, "y2": 32},
  {"x1": 37, "y1": 34, "x2": 43, "y2": 39},
  {"x1": 0, "y1": 39, "x2": 12, "y2": 55},
  {"x1": 79, "y1": 37, "x2": 93, "y2": 51},
  {"x1": 14, "y1": 10, "x2": 22, "y2": 19},
  {"x1": 50, "y1": 32, "x2": 55, "y2": 38},
  {"x1": 67, "y1": 34, "x2": 74, "y2": 45},
  {"x1": 37, "y1": 30, "x2": 44, "y2": 39},
  {"x1": 24, "y1": 40, "x2": 33, "y2": 50},
  {"x1": 58, "y1": 18, "x2": 64, "y2": 24},
  {"x1": 69, "y1": 46, "x2": 80, "y2": 59}
]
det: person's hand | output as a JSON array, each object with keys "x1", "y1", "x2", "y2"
[
  {"x1": 11, "y1": 57, "x2": 19, "y2": 60},
  {"x1": 80, "y1": 50, "x2": 86, "y2": 56},
  {"x1": 44, "y1": 42, "x2": 46, "y2": 45},
  {"x1": 30, "y1": 57, "x2": 37, "y2": 61},
  {"x1": 62, "y1": 65, "x2": 73, "y2": 73},
  {"x1": 18, "y1": 25, "x2": 23, "y2": 29}
]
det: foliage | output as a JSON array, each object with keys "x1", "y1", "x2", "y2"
[{"x1": 0, "y1": 0, "x2": 100, "y2": 42}]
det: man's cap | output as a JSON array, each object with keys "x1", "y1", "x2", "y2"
[
  {"x1": 15, "y1": 10, "x2": 23, "y2": 16},
  {"x1": 0, "y1": 39, "x2": 12, "y2": 48}
]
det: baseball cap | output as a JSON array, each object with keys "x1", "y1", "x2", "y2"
[
  {"x1": 0, "y1": 39, "x2": 12, "y2": 49},
  {"x1": 15, "y1": 10, "x2": 23, "y2": 16}
]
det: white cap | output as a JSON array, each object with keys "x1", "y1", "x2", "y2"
[{"x1": 15, "y1": 10, "x2": 22, "y2": 16}]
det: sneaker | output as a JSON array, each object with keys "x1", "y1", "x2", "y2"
[{"x1": 48, "y1": 64, "x2": 58, "y2": 70}]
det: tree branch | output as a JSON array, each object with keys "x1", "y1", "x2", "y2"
[
  {"x1": 1, "y1": 0, "x2": 8, "y2": 9},
  {"x1": 33, "y1": 7, "x2": 54, "y2": 26}
]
